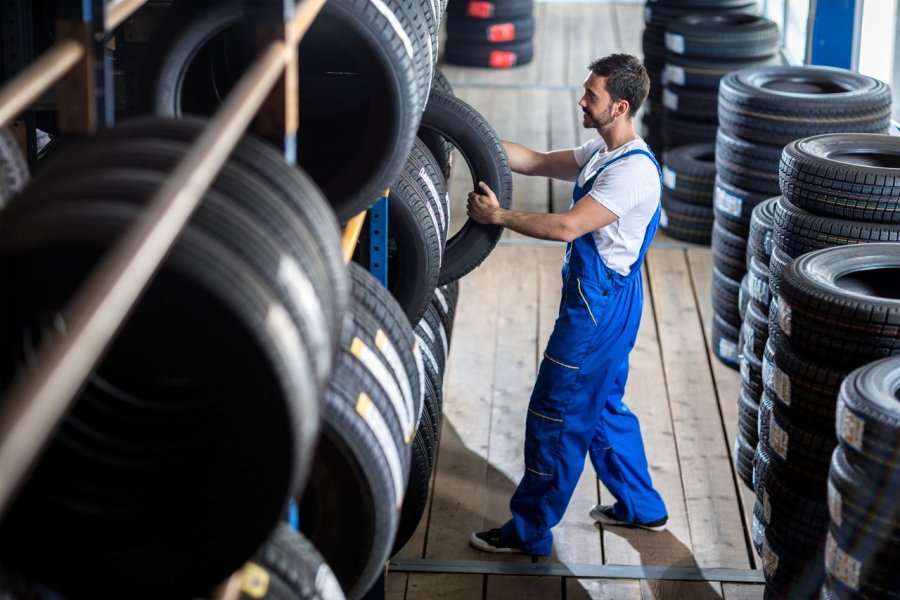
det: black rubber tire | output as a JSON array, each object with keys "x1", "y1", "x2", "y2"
[
  {"x1": 662, "y1": 84, "x2": 719, "y2": 120},
  {"x1": 711, "y1": 220, "x2": 748, "y2": 282},
  {"x1": 644, "y1": 0, "x2": 757, "y2": 25},
  {"x1": 740, "y1": 340, "x2": 764, "y2": 403},
  {"x1": 146, "y1": 0, "x2": 421, "y2": 222},
  {"x1": 407, "y1": 138, "x2": 451, "y2": 248},
  {"x1": 718, "y1": 66, "x2": 893, "y2": 146},
  {"x1": 660, "y1": 191, "x2": 714, "y2": 244},
  {"x1": 746, "y1": 254, "x2": 771, "y2": 310},
  {"x1": 737, "y1": 385, "x2": 760, "y2": 444},
  {"x1": 301, "y1": 347, "x2": 406, "y2": 600},
  {"x1": 775, "y1": 243, "x2": 900, "y2": 366},
  {"x1": 0, "y1": 201, "x2": 310, "y2": 599},
  {"x1": 767, "y1": 244, "x2": 790, "y2": 301},
  {"x1": 772, "y1": 195, "x2": 900, "y2": 260},
  {"x1": 418, "y1": 70, "x2": 454, "y2": 182},
  {"x1": 742, "y1": 297, "x2": 769, "y2": 359},
  {"x1": 443, "y1": 38, "x2": 534, "y2": 68},
  {"x1": 712, "y1": 310, "x2": 741, "y2": 368},
  {"x1": 0, "y1": 126, "x2": 29, "y2": 209},
  {"x1": 241, "y1": 524, "x2": 345, "y2": 600},
  {"x1": 779, "y1": 133, "x2": 900, "y2": 224},
  {"x1": 664, "y1": 13, "x2": 780, "y2": 59},
  {"x1": 445, "y1": 13, "x2": 534, "y2": 42},
  {"x1": 420, "y1": 90, "x2": 512, "y2": 284},
  {"x1": 759, "y1": 393, "x2": 832, "y2": 484},
  {"x1": 431, "y1": 281, "x2": 460, "y2": 338},
  {"x1": 760, "y1": 517, "x2": 827, "y2": 600},
  {"x1": 713, "y1": 176, "x2": 772, "y2": 233},
  {"x1": 446, "y1": 0, "x2": 534, "y2": 20},
  {"x1": 734, "y1": 430, "x2": 757, "y2": 491},
  {"x1": 825, "y1": 524, "x2": 900, "y2": 600},
  {"x1": 417, "y1": 301, "x2": 450, "y2": 374},
  {"x1": 715, "y1": 128, "x2": 782, "y2": 196},
  {"x1": 746, "y1": 196, "x2": 778, "y2": 266},
  {"x1": 414, "y1": 323, "x2": 445, "y2": 415},
  {"x1": 835, "y1": 356, "x2": 900, "y2": 474},
  {"x1": 662, "y1": 113, "x2": 717, "y2": 147},
  {"x1": 662, "y1": 142, "x2": 716, "y2": 204},
  {"x1": 827, "y1": 446, "x2": 900, "y2": 572},
  {"x1": 712, "y1": 266, "x2": 742, "y2": 326},
  {"x1": 738, "y1": 271, "x2": 751, "y2": 321},
  {"x1": 764, "y1": 332, "x2": 848, "y2": 433},
  {"x1": 664, "y1": 53, "x2": 781, "y2": 91}
]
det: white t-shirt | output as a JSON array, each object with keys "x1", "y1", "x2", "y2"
[{"x1": 572, "y1": 137, "x2": 661, "y2": 276}]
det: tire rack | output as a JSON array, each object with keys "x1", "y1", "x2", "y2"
[{"x1": 0, "y1": 0, "x2": 343, "y2": 552}]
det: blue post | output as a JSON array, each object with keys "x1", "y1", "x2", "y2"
[
  {"x1": 808, "y1": 0, "x2": 860, "y2": 69},
  {"x1": 369, "y1": 195, "x2": 390, "y2": 287}
]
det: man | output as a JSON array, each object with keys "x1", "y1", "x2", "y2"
[{"x1": 466, "y1": 54, "x2": 668, "y2": 557}]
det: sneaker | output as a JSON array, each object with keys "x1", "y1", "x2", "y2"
[
  {"x1": 589, "y1": 504, "x2": 668, "y2": 532},
  {"x1": 469, "y1": 528, "x2": 524, "y2": 553}
]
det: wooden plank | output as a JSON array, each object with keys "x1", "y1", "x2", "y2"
[
  {"x1": 723, "y1": 583, "x2": 765, "y2": 599},
  {"x1": 686, "y1": 247, "x2": 760, "y2": 569},
  {"x1": 405, "y1": 574, "x2": 485, "y2": 599},
  {"x1": 645, "y1": 248, "x2": 750, "y2": 569},
  {"x1": 600, "y1": 269, "x2": 718, "y2": 599}
]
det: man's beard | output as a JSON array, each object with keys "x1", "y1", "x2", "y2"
[{"x1": 582, "y1": 104, "x2": 614, "y2": 130}]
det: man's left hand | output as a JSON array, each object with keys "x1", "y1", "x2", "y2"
[{"x1": 467, "y1": 181, "x2": 502, "y2": 225}]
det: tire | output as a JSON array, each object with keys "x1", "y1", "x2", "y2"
[
  {"x1": 660, "y1": 191, "x2": 714, "y2": 244},
  {"x1": 242, "y1": 524, "x2": 346, "y2": 600},
  {"x1": 760, "y1": 520, "x2": 827, "y2": 600},
  {"x1": 0, "y1": 126, "x2": 29, "y2": 209},
  {"x1": 420, "y1": 91, "x2": 512, "y2": 284},
  {"x1": 740, "y1": 340, "x2": 764, "y2": 403},
  {"x1": 835, "y1": 356, "x2": 900, "y2": 474},
  {"x1": 662, "y1": 142, "x2": 716, "y2": 204},
  {"x1": 443, "y1": 38, "x2": 534, "y2": 68},
  {"x1": 775, "y1": 243, "x2": 900, "y2": 366},
  {"x1": 767, "y1": 244, "x2": 790, "y2": 300},
  {"x1": 718, "y1": 66, "x2": 893, "y2": 146},
  {"x1": 759, "y1": 392, "x2": 833, "y2": 483},
  {"x1": 742, "y1": 297, "x2": 768, "y2": 359},
  {"x1": 713, "y1": 176, "x2": 772, "y2": 232},
  {"x1": 711, "y1": 266, "x2": 742, "y2": 326},
  {"x1": 826, "y1": 525, "x2": 900, "y2": 600},
  {"x1": 445, "y1": 13, "x2": 535, "y2": 42},
  {"x1": 712, "y1": 310, "x2": 740, "y2": 368},
  {"x1": 746, "y1": 196, "x2": 778, "y2": 266},
  {"x1": 737, "y1": 385, "x2": 760, "y2": 443},
  {"x1": 663, "y1": 113, "x2": 717, "y2": 147},
  {"x1": 662, "y1": 85, "x2": 719, "y2": 120},
  {"x1": 447, "y1": 0, "x2": 534, "y2": 20},
  {"x1": 664, "y1": 13, "x2": 780, "y2": 59},
  {"x1": 664, "y1": 53, "x2": 781, "y2": 91},
  {"x1": 0, "y1": 201, "x2": 311, "y2": 599},
  {"x1": 772, "y1": 195, "x2": 900, "y2": 259},
  {"x1": 418, "y1": 70, "x2": 454, "y2": 182},
  {"x1": 734, "y1": 430, "x2": 756, "y2": 490},
  {"x1": 715, "y1": 128, "x2": 782, "y2": 196},
  {"x1": 407, "y1": 138, "x2": 451, "y2": 248},
  {"x1": 711, "y1": 220, "x2": 748, "y2": 282},
  {"x1": 779, "y1": 133, "x2": 900, "y2": 224},
  {"x1": 146, "y1": 0, "x2": 421, "y2": 222},
  {"x1": 764, "y1": 332, "x2": 849, "y2": 433},
  {"x1": 747, "y1": 255, "x2": 771, "y2": 310}
]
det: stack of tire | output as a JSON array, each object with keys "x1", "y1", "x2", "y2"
[
  {"x1": 823, "y1": 356, "x2": 900, "y2": 600},
  {"x1": 661, "y1": 13, "x2": 779, "y2": 150},
  {"x1": 0, "y1": 117, "x2": 350, "y2": 599},
  {"x1": 732, "y1": 195, "x2": 777, "y2": 488},
  {"x1": 710, "y1": 66, "x2": 893, "y2": 369},
  {"x1": 640, "y1": 0, "x2": 757, "y2": 153},
  {"x1": 752, "y1": 133, "x2": 900, "y2": 599},
  {"x1": 443, "y1": 0, "x2": 535, "y2": 68},
  {"x1": 659, "y1": 142, "x2": 717, "y2": 244}
]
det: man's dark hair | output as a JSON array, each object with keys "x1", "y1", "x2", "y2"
[{"x1": 588, "y1": 54, "x2": 650, "y2": 118}]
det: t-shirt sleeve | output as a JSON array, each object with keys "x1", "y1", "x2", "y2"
[
  {"x1": 585, "y1": 155, "x2": 659, "y2": 218},
  {"x1": 573, "y1": 138, "x2": 603, "y2": 167}
]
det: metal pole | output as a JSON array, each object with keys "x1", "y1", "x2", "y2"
[{"x1": 104, "y1": 0, "x2": 149, "y2": 31}]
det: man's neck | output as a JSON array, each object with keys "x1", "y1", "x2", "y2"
[{"x1": 598, "y1": 120, "x2": 638, "y2": 152}]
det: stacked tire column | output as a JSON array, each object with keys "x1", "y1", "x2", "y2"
[
  {"x1": 753, "y1": 134, "x2": 900, "y2": 599},
  {"x1": 444, "y1": 0, "x2": 534, "y2": 68}
]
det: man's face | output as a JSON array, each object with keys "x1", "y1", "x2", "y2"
[{"x1": 579, "y1": 75, "x2": 619, "y2": 130}]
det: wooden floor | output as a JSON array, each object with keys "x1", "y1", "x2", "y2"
[{"x1": 386, "y1": 4, "x2": 762, "y2": 598}]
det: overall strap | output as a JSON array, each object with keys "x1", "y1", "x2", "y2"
[{"x1": 626, "y1": 148, "x2": 663, "y2": 274}]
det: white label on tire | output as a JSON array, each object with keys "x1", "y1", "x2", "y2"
[
  {"x1": 826, "y1": 531, "x2": 860, "y2": 591},
  {"x1": 750, "y1": 271, "x2": 770, "y2": 306},
  {"x1": 434, "y1": 287, "x2": 450, "y2": 315},
  {"x1": 665, "y1": 64, "x2": 685, "y2": 86},
  {"x1": 763, "y1": 487, "x2": 772, "y2": 523},
  {"x1": 660, "y1": 208, "x2": 669, "y2": 228},
  {"x1": 769, "y1": 412, "x2": 789, "y2": 461},
  {"x1": 740, "y1": 356, "x2": 751, "y2": 384},
  {"x1": 827, "y1": 479, "x2": 843, "y2": 527},
  {"x1": 773, "y1": 366, "x2": 791, "y2": 406},
  {"x1": 355, "y1": 392, "x2": 406, "y2": 507},
  {"x1": 776, "y1": 300, "x2": 791, "y2": 336},
  {"x1": 743, "y1": 321, "x2": 755, "y2": 356},
  {"x1": 761, "y1": 538, "x2": 779, "y2": 576},
  {"x1": 415, "y1": 332, "x2": 440, "y2": 379},
  {"x1": 665, "y1": 32, "x2": 686, "y2": 54},
  {"x1": 718, "y1": 336, "x2": 738, "y2": 362},
  {"x1": 662, "y1": 165, "x2": 677, "y2": 190},
  {"x1": 714, "y1": 185, "x2": 743, "y2": 217},
  {"x1": 837, "y1": 401, "x2": 865, "y2": 452},
  {"x1": 315, "y1": 563, "x2": 344, "y2": 600},
  {"x1": 761, "y1": 351, "x2": 773, "y2": 387},
  {"x1": 663, "y1": 89, "x2": 678, "y2": 111},
  {"x1": 369, "y1": 0, "x2": 415, "y2": 59},
  {"x1": 763, "y1": 230, "x2": 774, "y2": 257}
]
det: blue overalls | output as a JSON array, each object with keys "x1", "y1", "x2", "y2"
[{"x1": 498, "y1": 147, "x2": 667, "y2": 556}]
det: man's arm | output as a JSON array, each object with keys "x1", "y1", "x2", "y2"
[
  {"x1": 503, "y1": 141, "x2": 582, "y2": 182},
  {"x1": 467, "y1": 181, "x2": 618, "y2": 243}
]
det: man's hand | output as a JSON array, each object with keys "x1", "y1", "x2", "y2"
[{"x1": 466, "y1": 181, "x2": 502, "y2": 225}]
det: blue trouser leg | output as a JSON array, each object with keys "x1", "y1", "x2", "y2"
[
  {"x1": 588, "y1": 356, "x2": 667, "y2": 523},
  {"x1": 499, "y1": 274, "x2": 665, "y2": 554}
]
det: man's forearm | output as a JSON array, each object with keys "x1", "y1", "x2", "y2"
[{"x1": 493, "y1": 209, "x2": 577, "y2": 242}]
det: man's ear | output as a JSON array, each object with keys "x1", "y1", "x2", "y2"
[{"x1": 616, "y1": 99, "x2": 630, "y2": 118}]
